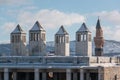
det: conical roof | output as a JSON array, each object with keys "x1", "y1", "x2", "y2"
[
  {"x1": 77, "y1": 23, "x2": 90, "y2": 33},
  {"x1": 96, "y1": 18, "x2": 101, "y2": 29},
  {"x1": 11, "y1": 24, "x2": 25, "y2": 34},
  {"x1": 30, "y1": 21, "x2": 45, "y2": 31},
  {"x1": 56, "y1": 25, "x2": 68, "y2": 35}
]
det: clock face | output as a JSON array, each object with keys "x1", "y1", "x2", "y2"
[{"x1": 48, "y1": 72, "x2": 53, "y2": 78}]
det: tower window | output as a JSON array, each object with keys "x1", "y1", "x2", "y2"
[
  {"x1": 11, "y1": 35, "x2": 14, "y2": 43},
  {"x1": 84, "y1": 34, "x2": 87, "y2": 41},
  {"x1": 55, "y1": 36, "x2": 59, "y2": 43},
  {"x1": 81, "y1": 34, "x2": 83, "y2": 41},
  {"x1": 77, "y1": 34, "x2": 80, "y2": 42}
]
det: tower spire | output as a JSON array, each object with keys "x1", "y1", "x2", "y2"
[{"x1": 94, "y1": 18, "x2": 104, "y2": 56}]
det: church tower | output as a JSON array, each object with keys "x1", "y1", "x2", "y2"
[
  {"x1": 11, "y1": 24, "x2": 27, "y2": 56},
  {"x1": 75, "y1": 23, "x2": 92, "y2": 56},
  {"x1": 94, "y1": 19, "x2": 104, "y2": 56},
  {"x1": 29, "y1": 21, "x2": 46, "y2": 56},
  {"x1": 55, "y1": 25, "x2": 70, "y2": 56}
]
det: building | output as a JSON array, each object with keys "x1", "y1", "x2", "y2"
[{"x1": 0, "y1": 19, "x2": 120, "y2": 80}]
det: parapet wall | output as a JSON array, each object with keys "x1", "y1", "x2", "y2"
[{"x1": 0, "y1": 56, "x2": 119, "y2": 68}]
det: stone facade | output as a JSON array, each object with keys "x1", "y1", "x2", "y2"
[
  {"x1": 29, "y1": 21, "x2": 46, "y2": 56},
  {"x1": 7, "y1": 19, "x2": 120, "y2": 80},
  {"x1": 76, "y1": 23, "x2": 92, "y2": 56},
  {"x1": 55, "y1": 25, "x2": 70, "y2": 56},
  {"x1": 11, "y1": 24, "x2": 27, "y2": 56}
]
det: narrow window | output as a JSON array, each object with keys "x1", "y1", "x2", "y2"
[
  {"x1": 84, "y1": 34, "x2": 86, "y2": 41},
  {"x1": 81, "y1": 34, "x2": 83, "y2": 41}
]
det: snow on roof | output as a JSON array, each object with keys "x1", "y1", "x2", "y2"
[
  {"x1": 11, "y1": 24, "x2": 25, "y2": 34},
  {"x1": 30, "y1": 21, "x2": 45, "y2": 31},
  {"x1": 77, "y1": 23, "x2": 90, "y2": 33},
  {"x1": 56, "y1": 25, "x2": 68, "y2": 35}
]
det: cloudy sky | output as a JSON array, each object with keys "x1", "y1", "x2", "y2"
[{"x1": 0, "y1": 0, "x2": 120, "y2": 43}]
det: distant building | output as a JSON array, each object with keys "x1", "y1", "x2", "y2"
[
  {"x1": 76, "y1": 23, "x2": 92, "y2": 56},
  {"x1": 29, "y1": 21, "x2": 46, "y2": 56},
  {"x1": 10, "y1": 24, "x2": 27, "y2": 56},
  {"x1": 55, "y1": 25, "x2": 70, "y2": 56},
  {"x1": 0, "y1": 19, "x2": 120, "y2": 80}
]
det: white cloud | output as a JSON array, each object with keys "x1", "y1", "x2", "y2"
[
  {"x1": 0, "y1": 0, "x2": 31, "y2": 5},
  {"x1": 90, "y1": 25, "x2": 120, "y2": 41},
  {"x1": 92, "y1": 10, "x2": 120, "y2": 25},
  {"x1": 17, "y1": 9, "x2": 85, "y2": 29},
  {"x1": 1, "y1": 22, "x2": 16, "y2": 35}
]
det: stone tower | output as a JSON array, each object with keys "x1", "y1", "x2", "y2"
[
  {"x1": 76, "y1": 23, "x2": 92, "y2": 56},
  {"x1": 11, "y1": 24, "x2": 27, "y2": 56},
  {"x1": 94, "y1": 19, "x2": 104, "y2": 56},
  {"x1": 55, "y1": 25, "x2": 70, "y2": 56},
  {"x1": 29, "y1": 21, "x2": 46, "y2": 56}
]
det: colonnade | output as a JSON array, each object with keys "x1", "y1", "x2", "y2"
[{"x1": 0, "y1": 68, "x2": 101, "y2": 80}]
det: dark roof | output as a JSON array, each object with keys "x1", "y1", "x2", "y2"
[
  {"x1": 76, "y1": 23, "x2": 90, "y2": 33},
  {"x1": 11, "y1": 24, "x2": 25, "y2": 34},
  {"x1": 56, "y1": 25, "x2": 68, "y2": 35},
  {"x1": 96, "y1": 18, "x2": 101, "y2": 29}
]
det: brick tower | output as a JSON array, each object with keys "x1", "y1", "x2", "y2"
[
  {"x1": 11, "y1": 24, "x2": 27, "y2": 56},
  {"x1": 55, "y1": 25, "x2": 70, "y2": 56},
  {"x1": 76, "y1": 23, "x2": 92, "y2": 56},
  {"x1": 94, "y1": 19, "x2": 104, "y2": 56},
  {"x1": 29, "y1": 21, "x2": 46, "y2": 56}
]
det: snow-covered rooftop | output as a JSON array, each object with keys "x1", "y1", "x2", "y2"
[
  {"x1": 77, "y1": 23, "x2": 90, "y2": 33},
  {"x1": 56, "y1": 25, "x2": 68, "y2": 35},
  {"x1": 11, "y1": 24, "x2": 25, "y2": 34},
  {"x1": 30, "y1": 21, "x2": 45, "y2": 31}
]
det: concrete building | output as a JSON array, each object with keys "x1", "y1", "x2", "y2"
[
  {"x1": 10, "y1": 24, "x2": 27, "y2": 56},
  {"x1": 29, "y1": 21, "x2": 46, "y2": 56},
  {"x1": 0, "y1": 19, "x2": 120, "y2": 80},
  {"x1": 76, "y1": 23, "x2": 92, "y2": 56},
  {"x1": 55, "y1": 25, "x2": 70, "y2": 56}
]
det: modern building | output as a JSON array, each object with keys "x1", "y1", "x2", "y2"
[{"x1": 0, "y1": 19, "x2": 120, "y2": 80}]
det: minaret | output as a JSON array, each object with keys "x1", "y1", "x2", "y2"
[
  {"x1": 76, "y1": 23, "x2": 92, "y2": 56},
  {"x1": 29, "y1": 21, "x2": 46, "y2": 56},
  {"x1": 55, "y1": 25, "x2": 70, "y2": 56},
  {"x1": 94, "y1": 19, "x2": 104, "y2": 56},
  {"x1": 11, "y1": 24, "x2": 27, "y2": 56}
]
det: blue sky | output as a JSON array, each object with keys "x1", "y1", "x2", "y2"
[{"x1": 0, "y1": 0, "x2": 120, "y2": 43}]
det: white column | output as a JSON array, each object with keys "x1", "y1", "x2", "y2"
[
  {"x1": 4, "y1": 68, "x2": 9, "y2": 80},
  {"x1": 66, "y1": 69, "x2": 71, "y2": 80},
  {"x1": 42, "y1": 72, "x2": 46, "y2": 80},
  {"x1": 80, "y1": 68, "x2": 84, "y2": 80},
  {"x1": 73, "y1": 72, "x2": 77, "y2": 80},
  {"x1": 13, "y1": 72, "x2": 17, "y2": 80},
  {"x1": 34, "y1": 68, "x2": 39, "y2": 80}
]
